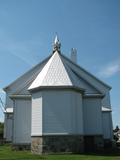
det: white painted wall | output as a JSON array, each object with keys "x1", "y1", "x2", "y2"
[
  {"x1": 83, "y1": 97, "x2": 103, "y2": 135},
  {"x1": 42, "y1": 90, "x2": 83, "y2": 135},
  {"x1": 102, "y1": 112, "x2": 113, "y2": 139},
  {"x1": 5, "y1": 93, "x2": 13, "y2": 108},
  {"x1": 64, "y1": 55, "x2": 113, "y2": 139},
  {"x1": 101, "y1": 91, "x2": 113, "y2": 140},
  {"x1": 13, "y1": 99, "x2": 31, "y2": 144},
  {"x1": 4, "y1": 93, "x2": 13, "y2": 141},
  {"x1": 4, "y1": 114, "x2": 13, "y2": 141},
  {"x1": 102, "y1": 91, "x2": 111, "y2": 108},
  {"x1": 31, "y1": 92, "x2": 42, "y2": 136}
]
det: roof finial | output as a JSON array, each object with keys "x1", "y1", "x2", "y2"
[{"x1": 53, "y1": 33, "x2": 61, "y2": 53}]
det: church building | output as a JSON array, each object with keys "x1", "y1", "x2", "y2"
[{"x1": 3, "y1": 36, "x2": 113, "y2": 154}]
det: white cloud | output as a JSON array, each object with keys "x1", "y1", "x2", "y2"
[{"x1": 98, "y1": 61, "x2": 120, "y2": 78}]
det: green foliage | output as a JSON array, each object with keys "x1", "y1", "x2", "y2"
[
  {"x1": 113, "y1": 125, "x2": 120, "y2": 142},
  {"x1": 114, "y1": 134, "x2": 119, "y2": 142},
  {"x1": 114, "y1": 126, "x2": 120, "y2": 132},
  {"x1": 0, "y1": 122, "x2": 4, "y2": 137}
]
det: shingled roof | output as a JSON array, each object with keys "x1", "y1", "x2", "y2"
[{"x1": 28, "y1": 50, "x2": 85, "y2": 91}]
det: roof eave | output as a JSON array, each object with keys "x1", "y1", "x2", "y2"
[
  {"x1": 10, "y1": 94, "x2": 31, "y2": 99},
  {"x1": 28, "y1": 85, "x2": 85, "y2": 93},
  {"x1": 83, "y1": 93, "x2": 105, "y2": 98}
]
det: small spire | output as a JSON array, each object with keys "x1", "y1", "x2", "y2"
[
  {"x1": 71, "y1": 48, "x2": 77, "y2": 63},
  {"x1": 53, "y1": 34, "x2": 61, "y2": 53}
]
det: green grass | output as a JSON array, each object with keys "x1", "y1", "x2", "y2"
[{"x1": 1, "y1": 144, "x2": 120, "y2": 160}]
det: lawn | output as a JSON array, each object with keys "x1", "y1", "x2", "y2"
[{"x1": 1, "y1": 145, "x2": 120, "y2": 160}]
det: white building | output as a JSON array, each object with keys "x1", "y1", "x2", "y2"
[{"x1": 3, "y1": 36, "x2": 113, "y2": 154}]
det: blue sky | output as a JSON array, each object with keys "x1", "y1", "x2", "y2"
[{"x1": 0, "y1": 0, "x2": 120, "y2": 127}]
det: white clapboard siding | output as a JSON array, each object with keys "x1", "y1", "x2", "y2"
[
  {"x1": 4, "y1": 114, "x2": 13, "y2": 141},
  {"x1": 102, "y1": 91, "x2": 111, "y2": 108},
  {"x1": 6, "y1": 93, "x2": 14, "y2": 109},
  {"x1": 74, "y1": 92, "x2": 84, "y2": 134},
  {"x1": 31, "y1": 92, "x2": 42, "y2": 136},
  {"x1": 102, "y1": 112, "x2": 113, "y2": 139},
  {"x1": 13, "y1": 99, "x2": 31, "y2": 144},
  {"x1": 83, "y1": 98, "x2": 102, "y2": 135},
  {"x1": 42, "y1": 90, "x2": 83, "y2": 135}
]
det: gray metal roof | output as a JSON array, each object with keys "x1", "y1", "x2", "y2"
[{"x1": 4, "y1": 36, "x2": 111, "y2": 94}]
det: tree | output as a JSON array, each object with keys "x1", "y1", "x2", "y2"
[
  {"x1": 0, "y1": 122, "x2": 4, "y2": 138},
  {"x1": 114, "y1": 125, "x2": 119, "y2": 132}
]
